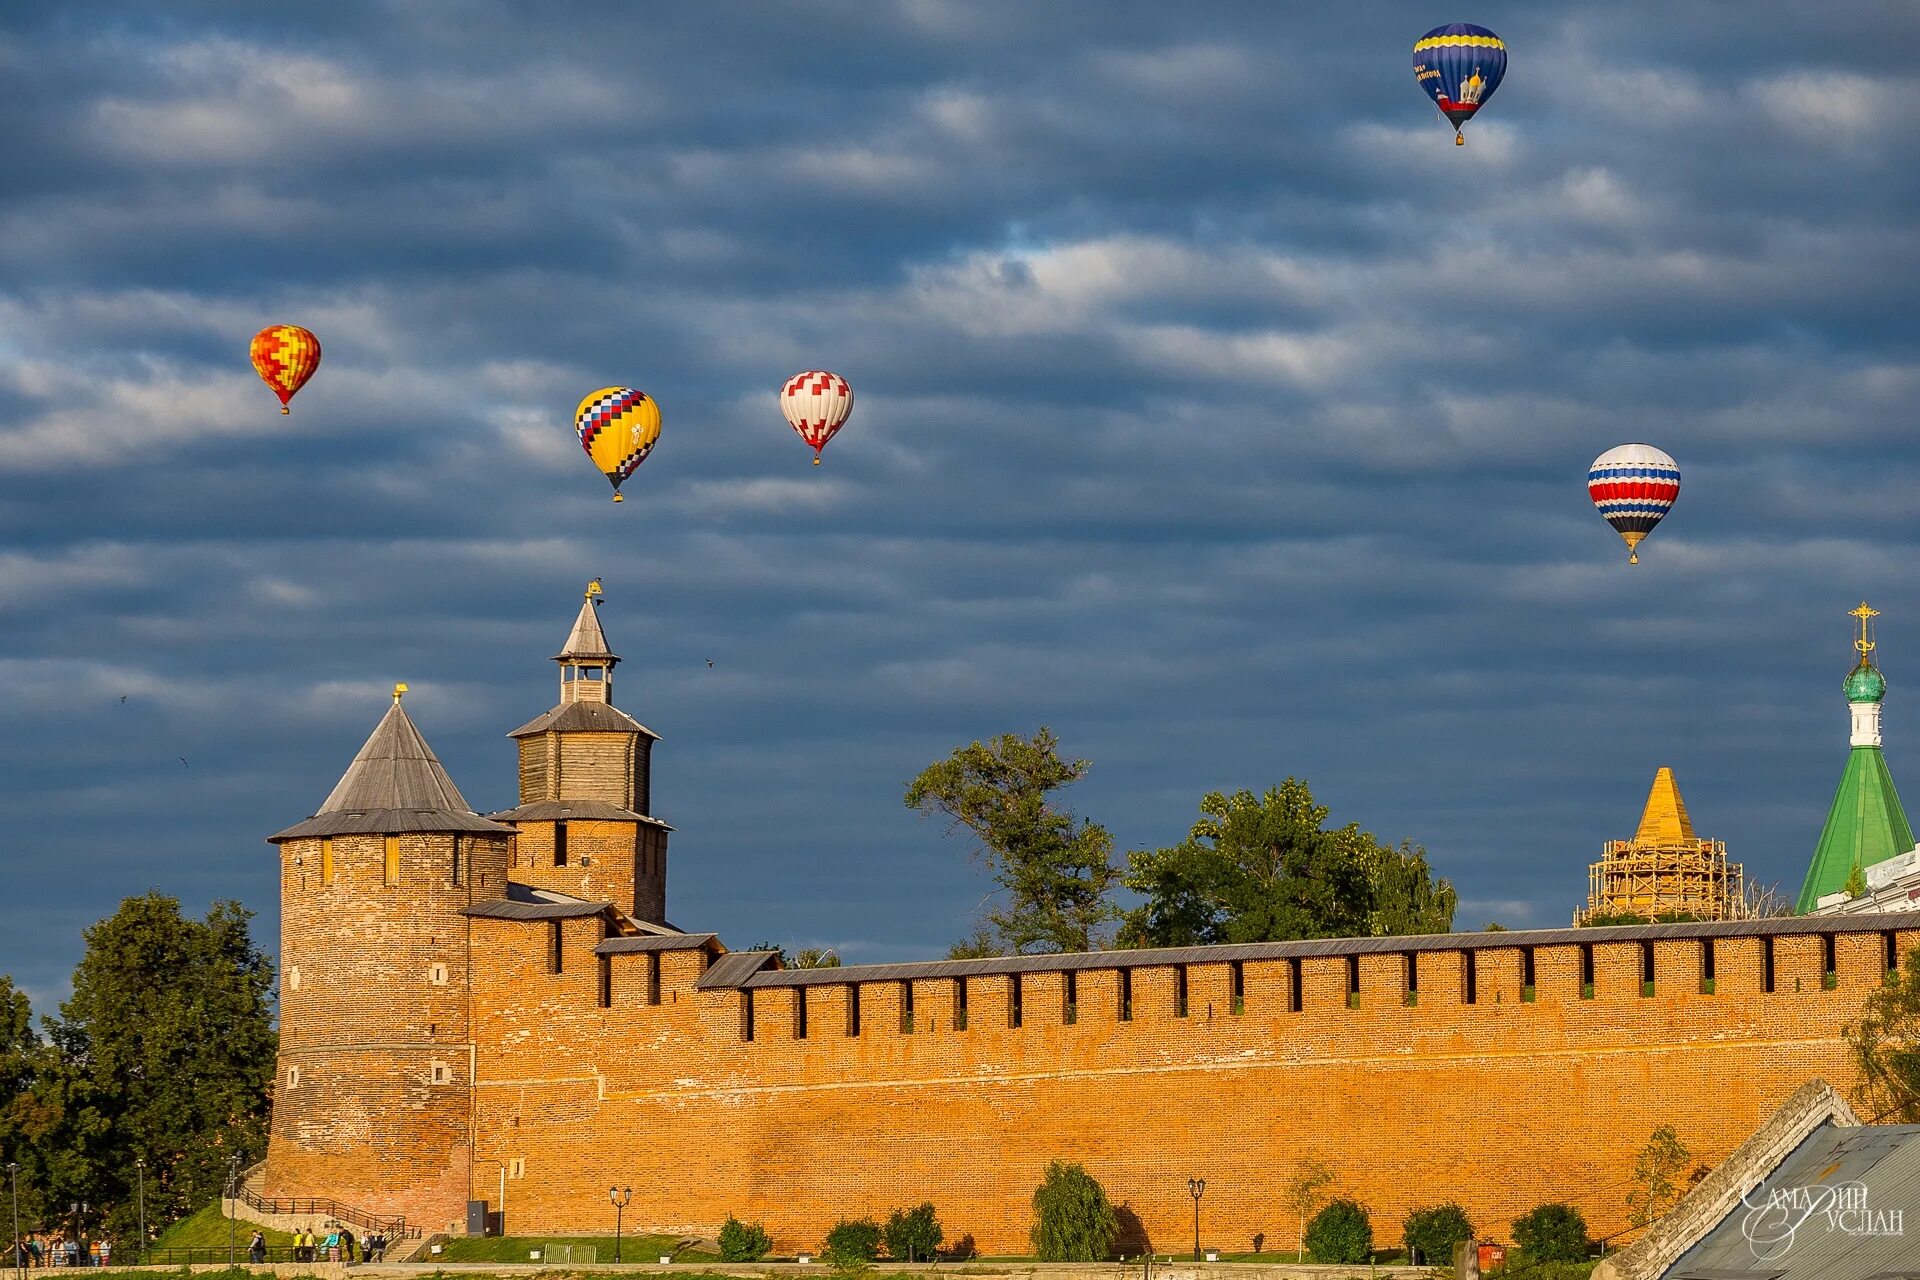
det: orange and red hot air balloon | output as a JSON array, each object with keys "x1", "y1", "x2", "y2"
[{"x1": 250, "y1": 324, "x2": 322, "y2": 413}]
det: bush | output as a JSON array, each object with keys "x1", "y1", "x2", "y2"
[
  {"x1": 1512, "y1": 1203, "x2": 1589, "y2": 1263},
  {"x1": 1304, "y1": 1198, "x2": 1372, "y2": 1264},
  {"x1": 1030, "y1": 1161, "x2": 1120, "y2": 1261},
  {"x1": 884, "y1": 1203, "x2": 943, "y2": 1262},
  {"x1": 718, "y1": 1216, "x2": 772, "y2": 1262},
  {"x1": 824, "y1": 1218, "x2": 883, "y2": 1265},
  {"x1": 1402, "y1": 1202, "x2": 1474, "y2": 1267}
]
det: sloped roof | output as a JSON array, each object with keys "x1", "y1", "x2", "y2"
[
  {"x1": 270, "y1": 701, "x2": 514, "y2": 841},
  {"x1": 1798, "y1": 745, "x2": 1915, "y2": 912},
  {"x1": 506, "y1": 700, "x2": 659, "y2": 740},
  {"x1": 488, "y1": 799, "x2": 671, "y2": 828},
  {"x1": 1633, "y1": 766, "x2": 1697, "y2": 846},
  {"x1": 596, "y1": 934, "x2": 720, "y2": 955},
  {"x1": 555, "y1": 597, "x2": 617, "y2": 662}
]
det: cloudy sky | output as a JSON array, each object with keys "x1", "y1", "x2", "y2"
[{"x1": 4, "y1": 1, "x2": 1919, "y2": 1006}]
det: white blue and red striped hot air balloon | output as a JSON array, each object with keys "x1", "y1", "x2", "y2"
[
  {"x1": 1588, "y1": 443, "x2": 1680, "y2": 565},
  {"x1": 780, "y1": 370, "x2": 853, "y2": 465}
]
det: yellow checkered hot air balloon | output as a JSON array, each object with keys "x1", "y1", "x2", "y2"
[
  {"x1": 249, "y1": 324, "x2": 321, "y2": 414},
  {"x1": 574, "y1": 387, "x2": 662, "y2": 503}
]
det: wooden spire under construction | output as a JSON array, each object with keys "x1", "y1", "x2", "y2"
[{"x1": 1576, "y1": 767, "x2": 1745, "y2": 924}]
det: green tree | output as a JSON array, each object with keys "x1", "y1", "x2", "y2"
[
  {"x1": 1366, "y1": 842, "x2": 1457, "y2": 936},
  {"x1": 1121, "y1": 781, "x2": 1451, "y2": 948},
  {"x1": 884, "y1": 1202, "x2": 943, "y2": 1262},
  {"x1": 1304, "y1": 1198, "x2": 1371, "y2": 1264},
  {"x1": 1511, "y1": 1203, "x2": 1588, "y2": 1262},
  {"x1": 793, "y1": 949, "x2": 841, "y2": 969},
  {"x1": 1282, "y1": 1158, "x2": 1336, "y2": 1262},
  {"x1": 718, "y1": 1216, "x2": 772, "y2": 1262},
  {"x1": 1029, "y1": 1160, "x2": 1119, "y2": 1261},
  {"x1": 1402, "y1": 1202, "x2": 1474, "y2": 1267},
  {"x1": 1844, "y1": 862, "x2": 1868, "y2": 899},
  {"x1": 906, "y1": 729, "x2": 1119, "y2": 955},
  {"x1": 0, "y1": 976, "x2": 60, "y2": 1229},
  {"x1": 42, "y1": 894, "x2": 277, "y2": 1243},
  {"x1": 823, "y1": 1218, "x2": 882, "y2": 1265},
  {"x1": 1626, "y1": 1126, "x2": 1692, "y2": 1229},
  {"x1": 1846, "y1": 944, "x2": 1920, "y2": 1121}
]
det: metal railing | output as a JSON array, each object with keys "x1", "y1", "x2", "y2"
[{"x1": 232, "y1": 1186, "x2": 413, "y2": 1239}]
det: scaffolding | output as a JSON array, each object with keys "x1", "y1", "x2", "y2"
[{"x1": 1575, "y1": 837, "x2": 1745, "y2": 925}]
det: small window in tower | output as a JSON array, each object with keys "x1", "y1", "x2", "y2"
[
  {"x1": 430, "y1": 963, "x2": 448, "y2": 986},
  {"x1": 554, "y1": 822, "x2": 569, "y2": 867},
  {"x1": 288, "y1": 965, "x2": 301, "y2": 992},
  {"x1": 451, "y1": 837, "x2": 463, "y2": 887},
  {"x1": 549, "y1": 921, "x2": 564, "y2": 974},
  {"x1": 598, "y1": 956, "x2": 612, "y2": 1008},
  {"x1": 429, "y1": 1060, "x2": 450, "y2": 1086},
  {"x1": 581, "y1": 666, "x2": 603, "y2": 681},
  {"x1": 740, "y1": 989, "x2": 756, "y2": 1042},
  {"x1": 320, "y1": 838, "x2": 335, "y2": 886},
  {"x1": 384, "y1": 836, "x2": 400, "y2": 886},
  {"x1": 646, "y1": 952, "x2": 662, "y2": 1005},
  {"x1": 287, "y1": 1066, "x2": 300, "y2": 1090}
]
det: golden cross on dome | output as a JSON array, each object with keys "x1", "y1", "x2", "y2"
[{"x1": 1851, "y1": 601, "x2": 1879, "y2": 657}]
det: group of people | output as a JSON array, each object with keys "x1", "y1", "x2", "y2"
[
  {"x1": 289, "y1": 1223, "x2": 389, "y2": 1264},
  {"x1": 9, "y1": 1235, "x2": 110, "y2": 1267}
]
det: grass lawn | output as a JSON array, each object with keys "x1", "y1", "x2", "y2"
[
  {"x1": 434, "y1": 1233, "x2": 716, "y2": 1263},
  {"x1": 151, "y1": 1204, "x2": 295, "y2": 1250}
]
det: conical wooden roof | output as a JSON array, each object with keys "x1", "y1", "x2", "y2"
[
  {"x1": 269, "y1": 698, "x2": 514, "y2": 841},
  {"x1": 555, "y1": 597, "x2": 618, "y2": 663},
  {"x1": 1633, "y1": 767, "x2": 1697, "y2": 846}
]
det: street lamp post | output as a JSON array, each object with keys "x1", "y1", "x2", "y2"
[
  {"x1": 69, "y1": 1202, "x2": 86, "y2": 1270},
  {"x1": 134, "y1": 1159, "x2": 145, "y2": 1267},
  {"x1": 6, "y1": 1163, "x2": 20, "y2": 1280},
  {"x1": 226, "y1": 1154, "x2": 244, "y2": 1267},
  {"x1": 1187, "y1": 1179, "x2": 1206, "y2": 1263},
  {"x1": 609, "y1": 1187, "x2": 632, "y2": 1263}
]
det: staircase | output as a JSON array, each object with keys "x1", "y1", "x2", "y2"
[{"x1": 230, "y1": 1165, "x2": 416, "y2": 1242}]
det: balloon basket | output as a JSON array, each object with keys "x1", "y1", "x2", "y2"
[
  {"x1": 1455, "y1": 134, "x2": 1466, "y2": 146},
  {"x1": 612, "y1": 494, "x2": 624, "y2": 503},
  {"x1": 812, "y1": 456, "x2": 822, "y2": 466},
  {"x1": 281, "y1": 406, "x2": 291, "y2": 415}
]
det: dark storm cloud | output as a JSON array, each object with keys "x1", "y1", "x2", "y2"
[{"x1": 3, "y1": 1, "x2": 1920, "y2": 1001}]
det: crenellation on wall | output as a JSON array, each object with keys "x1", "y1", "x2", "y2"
[
  {"x1": 1357, "y1": 951, "x2": 1407, "y2": 1007},
  {"x1": 1418, "y1": 949, "x2": 1466, "y2": 1006},
  {"x1": 1655, "y1": 938, "x2": 1705, "y2": 995},
  {"x1": 1772, "y1": 932, "x2": 1824, "y2": 993}
]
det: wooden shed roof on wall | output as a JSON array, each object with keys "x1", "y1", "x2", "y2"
[
  {"x1": 506, "y1": 700, "x2": 659, "y2": 740},
  {"x1": 487, "y1": 798, "x2": 671, "y2": 828},
  {"x1": 695, "y1": 911, "x2": 1920, "y2": 991},
  {"x1": 269, "y1": 700, "x2": 515, "y2": 841}
]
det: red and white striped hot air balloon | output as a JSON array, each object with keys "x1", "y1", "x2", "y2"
[{"x1": 779, "y1": 370, "x2": 853, "y2": 465}]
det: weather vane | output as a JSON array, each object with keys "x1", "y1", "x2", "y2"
[
  {"x1": 1851, "y1": 601, "x2": 1879, "y2": 659},
  {"x1": 586, "y1": 578, "x2": 603, "y2": 603}
]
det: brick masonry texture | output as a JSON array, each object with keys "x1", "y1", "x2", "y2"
[{"x1": 259, "y1": 635, "x2": 1916, "y2": 1253}]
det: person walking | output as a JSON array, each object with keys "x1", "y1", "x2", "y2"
[
  {"x1": 248, "y1": 1231, "x2": 266, "y2": 1265},
  {"x1": 340, "y1": 1227, "x2": 356, "y2": 1264},
  {"x1": 323, "y1": 1227, "x2": 339, "y2": 1263}
]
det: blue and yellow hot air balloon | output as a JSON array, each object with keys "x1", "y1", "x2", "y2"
[
  {"x1": 574, "y1": 387, "x2": 662, "y2": 503},
  {"x1": 1413, "y1": 23, "x2": 1507, "y2": 145}
]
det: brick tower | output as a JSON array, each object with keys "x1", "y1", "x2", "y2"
[
  {"x1": 493, "y1": 581, "x2": 672, "y2": 923},
  {"x1": 263, "y1": 686, "x2": 516, "y2": 1233}
]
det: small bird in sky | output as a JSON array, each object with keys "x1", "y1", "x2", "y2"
[
  {"x1": 119, "y1": 694, "x2": 128, "y2": 703},
  {"x1": 706, "y1": 658, "x2": 714, "y2": 668},
  {"x1": 179, "y1": 757, "x2": 190, "y2": 768}
]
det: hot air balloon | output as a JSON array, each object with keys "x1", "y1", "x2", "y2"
[
  {"x1": 574, "y1": 387, "x2": 662, "y2": 503},
  {"x1": 1413, "y1": 23, "x2": 1507, "y2": 145},
  {"x1": 1588, "y1": 443, "x2": 1680, "y2": 564},
  {"x1": 249, "y1": 324, "x2": 322, "y2": 414},
  {"x1": 780, "y1": 370, "x2": 853, "y2": 465}
]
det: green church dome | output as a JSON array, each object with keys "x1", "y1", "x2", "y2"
[{"x1": 1846, "y1": 663, "x2": 1887, "y2": 704}]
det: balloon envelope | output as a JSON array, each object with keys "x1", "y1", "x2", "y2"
[
  {"x1": 574, "y1": 387, "x2": 662, "y2": 501},
  {"x1": 1588, "y1": 443, "x2": 1679, "y2": 564},
  {"x1": 780, "y1": 370, "x2": 853, "y2": 463},
  {"x1": 1413, "y1": 23, "x2": 1507, "y2": 141},
  {"x1": 250, "y1": 324, "x2": 321, "y2": 413}
]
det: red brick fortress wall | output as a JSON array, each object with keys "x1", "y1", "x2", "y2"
[{"x1": 451, "y1": 918, "x2": 1919, "y2": 1255}]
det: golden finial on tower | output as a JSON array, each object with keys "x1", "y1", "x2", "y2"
[
  {"x1": 1852, "y1": 601, "x2": 1880, "y2": 659},
  {"x1": 586, "y1": 578, "x2": 604, "y2": 604},
  {"x1": 393, "y1": 682, "x2": 409, "y2": 703}
]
